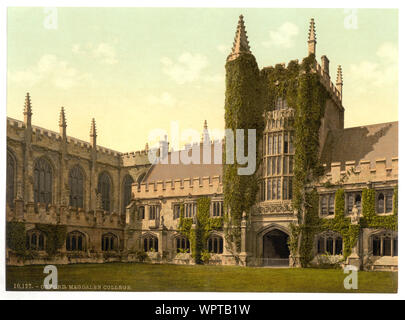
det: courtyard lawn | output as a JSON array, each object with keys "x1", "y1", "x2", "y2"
[{"x1": 6, "y1": 263, "x2": 397, "y2": 293}]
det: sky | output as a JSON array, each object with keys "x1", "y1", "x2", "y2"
[{"x1": 7, "y1": 8, "x2": 398, "y2": 152}]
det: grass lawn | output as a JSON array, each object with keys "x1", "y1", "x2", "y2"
[{"x1": 6, "y1": 262, "x2": 398, "y2": 293}]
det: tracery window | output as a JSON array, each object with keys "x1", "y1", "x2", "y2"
[
  {"x1": 122, "y1": 175, "x2": 134, "y2": 214},
  {"x1": 34, "y1": 157, "x2": 53, "y2": 205},
  {"x1": 98, "y1": 172, "x2": 111, "y2": 212},
  {"x1": 372, "y1": 232, "x2": 398, "y2": 257},
  {"x1": 376, "y1": 190, "x2": 394, "y2": 214},
  {"x1": 26, "y1": 230, "x2": 46, "y2": 251},
  {"x1": 66, "y1": 231, "x2": 86, "y2": 251},
  {"x1": 317, "y1": 232, "x2": 343, "y2": 255},
  {"x1": 101, "y1": 233, "x2": 118, "y2": 251},
  {"x1": 176, "y1": 236, "x2": 190, "y2": 253},
  {"x1": 69, "y1": 166, "x2": 84, "y2": 208},
  {"x1": 207, "y1": 235, "x2": 224, "y2": 254},
  {"x1": 143, "y1": 234, "x2": 158, "y2": 252},
  {"x1": 347, "y1": 192, "x2": 362, "y2": 214}
]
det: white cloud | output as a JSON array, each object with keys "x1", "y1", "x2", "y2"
[
  {"x1": 217, "y1": 45, "x2": 228, "y2": 54},
  {"x1": 347, "y1": 42, "x2": 398, "y2": 92},
  {"x1": 262, "y1": 22, "x2": 299, "y2": 49},
  {"x1": 9, "y1": 54, "x2": 93, "y2": 89},
  {"x1": 72, "y1": 42, "x2": 118, "y2": 65},
  {"x1": 376, "y1": 42, "x2": 398, "y2": 62},
  {"x1": 160, "y1": 52, "x2": 209, "y2": 84},
  {"x1": 147, "y1": 92, "x2": 177, "y2": 107},
  {"x1": 203, "y1": 73, "x2": 224, "y2": 83}
]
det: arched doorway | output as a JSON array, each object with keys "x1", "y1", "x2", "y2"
[{"x1": 263, "y1": 229, "x2": 290, "y2": 266}]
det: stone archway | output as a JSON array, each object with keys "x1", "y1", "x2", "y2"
[{"x1": 263, "y1": 229, "x2": 290, "y2": 266}]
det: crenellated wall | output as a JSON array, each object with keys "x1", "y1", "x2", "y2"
[
  {"x1": 321, "y1": 157, "x2": 398, "y2": 185},
  {"x1": 134, "y1": 175, "x2": 222, "y2": 200}
]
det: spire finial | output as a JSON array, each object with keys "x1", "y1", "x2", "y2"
[
  {"x1": 201, "y1": 120, "x2": 210, "y2": 143},
  {"x1": 59, "y1": 107, "x2": 67, "y2": 128},
  {"x1": 227, "y1": 14, "x2": 251, "y2": 62},
  {"x1": 23, "y1": 92, "x2": 32, "y2": 127},
  {"x1": 90, "y1": 118, "x2": 97, "y2": 137},
  {"x1": 308, "y1": 18, "x2": 317, "y2": 56},
  {"x1": 336, "y1": 65, "x2": 343, "y2": 85},
  {"x1": 90, "y1": 118, "x2": 97, "y2": 148}
]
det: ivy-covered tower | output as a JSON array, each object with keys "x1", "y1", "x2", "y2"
[{"x1": 223, "y1": 15, "x2": 264, "y2": 254}]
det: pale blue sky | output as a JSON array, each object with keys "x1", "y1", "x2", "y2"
[{"x1": 7, "y1": 8, "x2": 398, "y2": 151}]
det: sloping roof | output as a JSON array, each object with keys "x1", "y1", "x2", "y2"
[
  {"x1": 320, "y1": 121, "x2": 398, "y2": 167},
  {"x1": 144, "y1": 143, "x2": 223, "y2": 182}
]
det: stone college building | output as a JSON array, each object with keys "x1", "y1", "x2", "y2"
[{"x1": 6, "y1": 16, "x2": 398, "y2": 271}]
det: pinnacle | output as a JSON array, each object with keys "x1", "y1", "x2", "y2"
[
  {"x1": 227, "y1": 14, "x2": 251, "y2": 61},
  {"x1": 90, "y1": 118, "x2": 97, "y2": 137},
  {"x1": 336, "y1": 65, "x2": 343, "y2": 84},
  {"x1": 59, "y1": 107, "x2": 67, "y2": 127},
  {"x1": 308, "y1": 18, "x2": 316, "y2": 42},
  {"x1": 24, "y1": 92, "x2": 32, "y2": 115}
]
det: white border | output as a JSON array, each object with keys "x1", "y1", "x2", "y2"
[{"x1": 0, "y1": 0, "x2": 403, "y2": 300}]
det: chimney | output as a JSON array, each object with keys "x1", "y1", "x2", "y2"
[{"x1": 321, "y1": 55, "x2": 330, "y2": 78}]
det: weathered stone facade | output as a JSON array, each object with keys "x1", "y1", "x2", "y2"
[{"x1": 6, "y1": 16, "x2": 398, "y2": 270}]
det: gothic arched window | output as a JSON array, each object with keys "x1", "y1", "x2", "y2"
[
  {"x1": 122, "y1": 175, "x2": 134, "y2": 214},
  {"x1": 101, "y1": 233, "x2": 118, "y2": 251},
  {"x1": 98, "y1": 172, "x2": 111, "y2": 212},
  {"x1": 317, "y1": 232, "x2": 343, "y2": 255},
  {"x1": 34, "y1": 157, "x2": 53, "y2": 205},
  {"x1": 6, "y1": 151, "x2": 16, "y2": 206},
  {"x1": 207, "y1": 235, "x2": 223, "y2": 254},
  {"x1": 143, "y1": 234, "x2": 158, "y2": 252},
  {"x1": 371, "y1": 232, "x2": 398, "y2": 257},
  {"x1": 66, "y1": 231, "x2": 86, "y2": 251},
  {"x1": 176, "y1": 236, "x2": 190, "y2": 253},
  {"x1": 377, "y1": 193, "x2": 385, "y2": 214},
  {"x1": 26, "y1": 230, "x2": 46, "y2": 251},
  {"x1": 69, "y1": 166, "x2": 84, "y2": 208}
]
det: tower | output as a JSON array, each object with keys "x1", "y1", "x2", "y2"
[
  {"x1": 224, "y1": 14, "x2": 263, "y2": 253},
  {"x1": 308, "y1": 18, "x2": 316, "y2": 56}
]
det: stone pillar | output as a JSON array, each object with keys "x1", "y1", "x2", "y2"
[{"x1": 239, "y1": 211, "x2": 249, "y2": 266}]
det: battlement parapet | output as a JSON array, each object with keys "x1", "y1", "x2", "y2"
[
  {"x1": 134, "y1": 175, "x2": 223, "y2": 199},
  {"x1": 321, "y1": 157, "x2": 398, "y2": 185},
  {"x1": 6, "y1": 201, "x2": 124, "y2": 228},
  {"x1": 7, "y1": 117, "x2": 25, "y2": 129},
  {"x1": 314, "y1": 61, "x2": 342, "y2": 107}
]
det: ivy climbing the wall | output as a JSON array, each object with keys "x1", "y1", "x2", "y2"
[
  {"x1": 6, "y1": 221, "x2": 26, "y2": 255},
  {"x1": 361, "y1": 187, "x2": 398, "y2": 231},
  {"x1": 223, "y1": 53, "x2": 264, "y2": 254},
  {"x1": 35, "y1": 223, "x2": 67, "y2": 257},
  {"x1": 178, "y1": 197, "x2": 224, "y2": 264}
]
